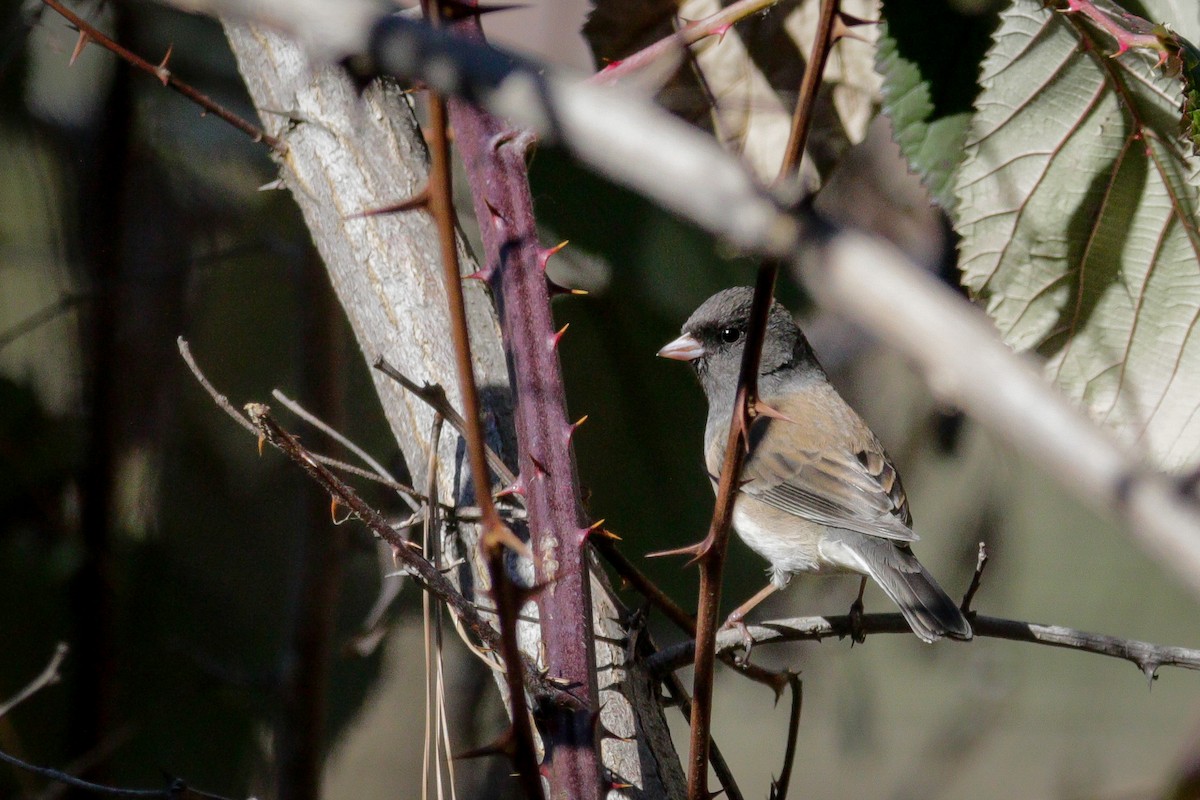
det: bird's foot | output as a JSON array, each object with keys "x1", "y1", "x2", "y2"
[
  {"x1": 848, "y1": 597, "x2": 866, "y2": 646},
  {"x1": 721, "y1": 612, "x2": 756, "y2": 664}
]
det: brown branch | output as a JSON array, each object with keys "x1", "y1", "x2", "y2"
[
  {"x1": 777, "y1": 0, "x2": 839, "y2": 179},
  {"x1": 0, "y1": 643, "x2": 69, "y2": 719},
  {"x1": 424, "y1": 89, "x2": 545, "y2": 800},
  {"x1": 645, "y1": 613, "x2": 1200, "y2": 683},
  {"x1": 960, "y1": 543, "x2": 989, "y2": 613},
  {"x1": 681, "y1": 264, "x2": 778, "y2": 800},
  {"x1": 40, "y1": 0, "x2": 285, "y2": 152},
  {"x1": 769, "y1": 674, "x2": 802, "y2": 800},
  {"x1": 240, "y1": 401, "x2": 577, "y2": 714},
  {"x1": 659, "y1": 672, "x2": 745, "y2": 800}
]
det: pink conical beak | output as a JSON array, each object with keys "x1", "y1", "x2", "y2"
[{"x1": 657, "y1": 333, "x2": 705, "y2": 361}]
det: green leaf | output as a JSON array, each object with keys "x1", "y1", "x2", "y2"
[
  {"x1": 876, "y1": 0, "x2": 999, "y2": 210},
  {"x1": 955, "y1": 0, "x2": 1200, "y2": 468}
]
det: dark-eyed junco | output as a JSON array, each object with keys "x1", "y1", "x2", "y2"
[{"x1": 658, "y1": 287, "x2": 972, "y2": 643}]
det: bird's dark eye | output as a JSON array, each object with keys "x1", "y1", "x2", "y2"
[{"x1": 719, "y1": 327, "x2": 743, "y2": 344}]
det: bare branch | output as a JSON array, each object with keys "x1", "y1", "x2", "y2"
[
  {"x1": 0, "y1": 747, "x2": 235, "y2": 800},
  {"x1": 0, "y1": 643, "x2": 69, "y2": 719},
  {"x1": 40, "y1": 0, "x2": 284, "y2": 151},
  {"x1": 645, "y1": 613, "x2": 1200, "y2": 683}
]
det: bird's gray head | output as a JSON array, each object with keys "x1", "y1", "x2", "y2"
[{"x1": 657, "y1": 287, "x2": 823, "y2": 402}]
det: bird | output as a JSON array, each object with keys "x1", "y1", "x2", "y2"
[{"x1": 657, "y1": 286, "x2": 972, "y2": 643}]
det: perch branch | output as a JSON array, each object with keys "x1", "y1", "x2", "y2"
[{"x1": 645, "y1": 612, "x2": 1200, "y2": 684}]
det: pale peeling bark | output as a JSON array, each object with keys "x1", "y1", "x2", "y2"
[{"x1": 222, "y1": 23, "x2": 683, "y2": 799}]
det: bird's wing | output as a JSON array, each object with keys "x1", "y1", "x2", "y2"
[{"x1": 709, "y1": 385, "x2": 917, "y2": 542}]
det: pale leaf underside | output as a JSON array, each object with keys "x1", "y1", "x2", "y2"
[{"x1": 956, "y1": 0, "x2": 1200, "y2": 469}]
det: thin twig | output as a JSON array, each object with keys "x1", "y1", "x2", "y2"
[
  {"x1": 769, "y1": 675, "x2": 802, "y2": 800},
  {"x1": 179, "y1": 339, "x2": 438, "y2": 507},
  {"x1": 242, "y1": 401, "x2": 576, "y2": 710},
  {"x1": 40, "y1": 0, "x2": 284, "y2": 152},
  {"x1": 960, "y1": 543, "x2": 989, "y2": 613},
  {"x1": 0, "y1": 643, "x2": 69, "y2": 719},
  {"x1": 645, "y1": 613, "x2": 1200, "y2": 684},
  {"x1": 0, "y1": 747, "x2": 233, "y2": 800},
  {"x1": 422, "y1": 414, "x2": 445, "y2": 800},
  {"x1": 272, "y1": 389, "x2": 420, "y2": 513},
  {"x1": 372, "y1": 358, "x2": 516, "y2": 487},
  {"x1": 0, "y1": 293, "x2": 83, "y2": 353},
  {"x1": 777, "y1": 0, "x2": 839, "y2": 179}
]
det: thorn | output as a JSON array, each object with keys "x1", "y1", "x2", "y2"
[
  {"x1": 489, "y1": 129, "x2": 520, "y2": 151},
  {"x1": 464, "y1": 267, "x2": 496, "y2": 282},
  {"x1": 482, "y1": 522, "x2": 530, "y2": 558},
  {"x1": 257, "y1": 178, "x2": 286, "y2": 192},
  {"x1": 711, "y1": 21, "x2": 734, "y2": 41},
  {"x1": 550, "y1": 323, "x2": 569, "y2": 350},
  {"x1": 455, "y1": 727, "x2": 516, "y2": 760},
  {"x1": 69, "y1": 30, "x2": 91, "y2": 67},
  {"x1": 155, "y1": 43, "x2": 174, "y2": 85},
  {"x1": 494, "y1": 478, "x2": 526, "y2": 498},
  {"x1": 529, "y1": 457, "x2": 549, "y2": 480},
  {"x1": 610, "y1": 782, "x2": 634, "y2": 790},
  {"x1": 547, "y1": 277, "x2": 588, "y2": 296},
  {"x1": 256, "y1": 431, "x2": 266, "y2": 456},
  {"x1": 512, "y1": 579, "x2": 551, "y2": 606},
  {"x1": 330, "y1": 497, "x2": 340, "y2": 522},
  {"x1": 438, "y1": 0, "x2": 527, "y2": 20},
  {"x1": 565, "y1": 414, "x2": 588, "y2": 444},
  {"x1": 836, "y1": 10, "x2": 879, "y2": 27},
  {"x1": 537, "y1": 240, "x2": 569, "y2": 271},
  {"x1": 754, "y1": 399, "x2": 796, "y2": 424},
  {"x1": 346, "y1": 189, "x2": 430, "y2": 218},
  {"x1": 646, "y1": 538, "x2": 711, "y2": 565},
  {"x1": 578, "y1": 518, "x2": 607, "y2": 545},
  {"x1": 485, "y1": 199, "x2": 507, "y2": 230}
]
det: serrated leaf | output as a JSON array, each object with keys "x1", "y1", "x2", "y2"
[
  {"x1": 875, "y1": 0, "x2": 999, "y2": 210},
  {"x1": 955, "y1": 0, "x2": 1200, "y2": 469}
]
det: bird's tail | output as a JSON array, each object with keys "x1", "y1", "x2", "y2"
[{"x1": 825, "y1": 535, "x2": 973, "y2": 643}]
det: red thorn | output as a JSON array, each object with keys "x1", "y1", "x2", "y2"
[
  {"x1": 529, "y1": 457, "x2": 549, "y2": 480},
  {"x1": 712, "y1": 21, "x2": 734, "y2": 41},
  {"x1": 155, "y1": 43, "x2": 174, "y2": 85},
  {"x1": 611, "y1": 782, "x2": 634, "y2": 791},
  {"x1": 464, "y1": 267, "x2": 495, "y2": 282},
  {"x1": 485, "y1": 199, "x2": 507, "y2": 230},
  {"x1": 550, "y1": 322, "x2": 569, "y2": 350},
  {"x1": 256, "y1": 431, "x2": 266, "y2": 457},
  {"x1": 489, "y1": 130, "x2": 520, "y2": 151},
  {"x1": 69, "y1": 31, "x2": 91, "y2": 67},
  {"x1": 330, "y1": 497, "x2": 340, "y2": 522},
  {"x1": 537, "y1": 240, "x2": 569, "y2": 271}
]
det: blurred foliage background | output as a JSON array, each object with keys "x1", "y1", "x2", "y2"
[{"x1": 1, "y1": 1, "x2": 1199, "y2": 799}]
